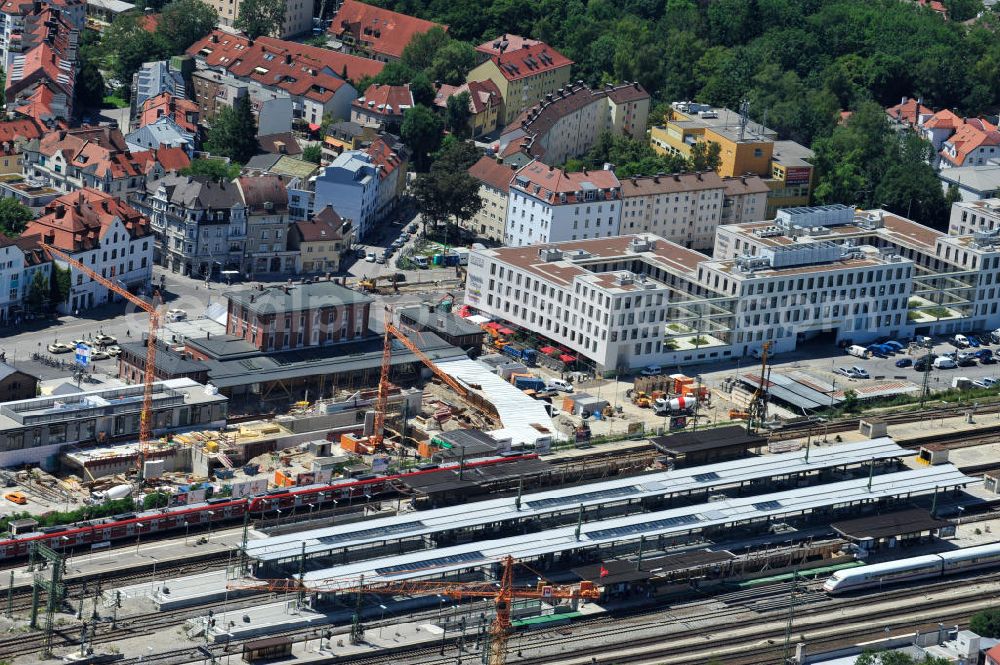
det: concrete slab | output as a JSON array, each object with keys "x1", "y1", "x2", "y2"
[
  {"x1": 199, "y1": 599, "x2": 330, "y2": 642},
  {"x1": 946, "y1": 441, "x2": 1000, "y2": 471},
  {"x1": 109, "y1": 569, "x2": 255, "y2": 610}
]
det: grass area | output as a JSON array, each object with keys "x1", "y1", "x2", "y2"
[
  {"x1": 922, "y1": 306, "x2": 953, "y2": 319},
  {"x1": 690, "y1": 336, "x2": 710, "y2": 346},
  {"x1": 102, "y1": 95, "x2": 128, "y2": 109},
  {"x1": 908, "y1": 299, "x2": 923, "y2": 308}
]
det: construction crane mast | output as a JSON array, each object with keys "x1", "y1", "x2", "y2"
[
  {"x1": 41, "y1": 244, "x2": 160, "y2": 478},
  {"x1": 230, "y1": 555, "x2": 600, "y2": 665},
  {"x1": 746, "y1": 341, "x2": 772, "y2": 433}
]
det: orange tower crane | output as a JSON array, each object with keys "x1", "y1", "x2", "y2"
[
  {"x1": 41, "y1": 244, "x2": 160, "y2": 478},
  {"x1": 230, "y1": 555, "x2": 600, "y2": 665},
  {"x1": 369, "y1": 307, "x2": 472, "y2": 451}
]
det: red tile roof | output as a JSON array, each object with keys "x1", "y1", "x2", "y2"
[
  {"x1": 237, "y1": 175, "x2": 288, "y2": 213},
  {"x1": 475, "y1": 34, "x2": 541, "y2": 58},
  {"x1": 188, "y1": 31, "x2": 383, "y2": 103},
  {"x1": 365, "y1": 137, "x2": 402, "y2": 179},
  {"x1": 941, "y1": 122, "x2": 1000, "y2": 167},
  {"x1": 511, "y1": 161, "x2": 620, "y2": 205},
  {"x1": 139, "y1": 13, "x2": 159, "y2": 32},
  {"x1": 25, "y1": 188, "x2": 151, "y2": 253},
  {"x1": 434, "y1": 80, "x2": 501, "y2": 114},
  {"x1": 468, "y1": 155, "x2": 516, "y2": 193},
  {"x1": 923, "y1": 109, "x2": 963, "y2": 130},
  {"x1": 353, "y1": 83, "x2": 413, "y2": 117},
  {"x1": 294, "y1": 207, "x2": 346, "y2": 242},
  {"x1": 140, "y1": 92, "x2": 200, "y2": 134},
  {"x1": 486, "y1": 41, "x2": 572, "y2": 82},
  {"x1": 329, "y1": 0, "x2": 446, "y2": 60},
  {"x1": 885, "y1": 97, "x2": 932, "y2": 126},
  {"x1": 133, "y1": 146, "x2": 191, "y2": 173},
  {"x1": 37, "y1": 126, "x2": 186, "y2": 179},
  {"x1": 0, "y1": 117, "x2": 43, "y2": 150}
]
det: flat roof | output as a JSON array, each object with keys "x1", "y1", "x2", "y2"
[
  {"x1": 571, "y1": 550, "x2": 733, "y2": 584},
  {"x1": 398, "y1": 457, "x2": 552, "y2": 494},
  {"x1": 398, "y1": 306, "x2": 484, "y2": 338},
  {"x1": 297, "y1": 464, "x2": 977, "y2": 588},
  {"x1": 225, "y1": 281, "x2": 372, "y2": 316},
  {"x1": 650, "y1": 425, "x2": 765, "y2": 454},
  {"x1": 831, "y1": 508, "x2": 951, "y2": 541},
  {"x1": 246, "y1": 438, "x2": 912, "y2": 563}
]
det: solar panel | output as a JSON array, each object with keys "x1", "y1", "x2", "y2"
[
  {"x1": 525, "y1": 485, "x2": 639, "y2": 510},
  {"x1": 586, "y1": 514, "x2": 700, "y2": 540},
  {"x1": 376, "y1": 551, "x2": 485, "y2": 575},
  {"x1": 316, "y1": 521, "x2": 427, "y2": 546},
  {"x1": 753, "y1": 500, "x2": 782, "y2": 511},
  {"x1": 693, "y1": 472, "x2": 721, "y2": 483}
]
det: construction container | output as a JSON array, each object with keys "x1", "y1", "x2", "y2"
[{"x1": 417, "y1": 440, "x2": 438, "y2": 458}]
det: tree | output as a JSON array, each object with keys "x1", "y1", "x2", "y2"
[
  {"x1": 235, "y1": 0, "x2": 286, "y2": 39},
  {"x1": 143, "y1": 492, "x2": 169, "y2": 509},
  {"x1": 401, "y1": 105, "x2": 444, "y2": 171},
  {"x1": 842, "y1": 389, "x2": 859, "y2": 413},
  {"x1": 401, "y1": 27, "x2": 452, "y2": 73},
  {"x1": 23, "y1": 271, "x2": 48, "y2": 314},
  {"x1": 101, "y1": 12, "x2": 167, "y2": 86},
  {"x1": 409, "y1": 72, "x2": 436, "y2": 107},
  {"x1": 158, "y1": 0, "x2": 218, "y2": 53},
  {"x1": 413, "y1": 143, "x2": 483, "y2": 237},
  {"x1": 429, "y1": 40, "x2": 477, "y2": 85},
  {"x1": 51, "y1": 264, "x2": 71, "y2": 304},
  {"x1": 855, "y1": 650, "x2": 950, "y2": 665},
  {"x1": 971, "y1": 607, "x2": 1000, "y2": 637},
  {"x1": 688, "y1": 140, "x2": 722, "y2": 171},
  {"x1": 205, "y1": 96, "x2": 258, "y2": 163},
  {"x1": 0, "y1": 198, "x2": 34, "y2": 236},
  {"x1": 180, "y1": 158, "x2": 242, "y2": 180},
  {"x1": 302, "y1": 145, "x2": 323, "y2": 164},
  {"x1": 445, "y1": 92, "x2": 472, "y2": 137}
]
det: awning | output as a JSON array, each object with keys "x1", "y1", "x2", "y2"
[
  {"x1": 498, "y1": 327, "x2": 514, "y2": 335},
  {"x1": 308, "y1": 123, "x2": 321, "y2": 131},
  {"x1": 559, "y1": 354, "x2": 577, "y2": 363},
  {"x1": 458, "y1": 305, "x2": 472, "y2": 317},
  {"x1": 483, "y1": 322, "x2": 500, "y2": 330},
  {"x1": 540, "y1": 346, "x2": 556, "y2": 354}
]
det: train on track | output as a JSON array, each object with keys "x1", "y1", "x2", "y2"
[
  {"x1": 0, "y1": 454, "x2": 536, "y2": 561},
  {"x1": 823, "y1": 541, "x2": 1000, "y2": 593}
]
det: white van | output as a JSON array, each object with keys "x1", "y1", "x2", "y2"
[
  {"x1": 953, "y1": 334, "x2": 969, "y2": 348},
  {"x1": 547, "y1": 379, "x2": 573, "y2": 393},
  {"x1": 846, "y1": 345, "x2": 870, "y2": 359},
  {"x1": 413, "y1": 256, "x2": 429, "y2": 268},
  {"x1": 933, "y1": 356, "x2": 957, "y2": 369}
]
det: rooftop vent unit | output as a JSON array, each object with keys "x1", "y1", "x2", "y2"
[
  {"x1": 628, "y1": 236, "x2": 654, "y2": 253},
  {"x1": 615, "y1": 271, "x2": 634, "y2": 286},
  {"x1": 564, "y1": 249, "x2": 592, "y2": 262},
  {"x1": 538, "y1": 247, "x2": 563, "y2": 262},
  {"x1": 752, "y1": 226, "x2": 784, "y2": 238},
  {"x1": 973, "y1": 229, "x2": 1000, "y2": 249},
  {"x1": 734, "y1": 255, "x2": 772, "y2": 273}
]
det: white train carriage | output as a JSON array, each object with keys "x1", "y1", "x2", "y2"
[
  {"x1": 939, "y1": 541, "x2": 1000, "y2": 574},
  {"x1": 823, "y1": 554, "x2": 943, "y2": 593}
]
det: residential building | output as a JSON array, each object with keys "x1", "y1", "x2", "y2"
[
  {"x1": 949, "y1": 198, "x2": 1000, "y2": 235},
  {"x1": 474, "y1": 33, "x2": 540, "y2": 62},
  {"x1": 618, "y1": 172, "x2": 727, "y2": 250},
  {"x1": 721, "y1": 175, "x2": 769, "y2": 226},
  {"x1": 467, "y1": 155, "x2": 516, "y2": 242},
  {"x1": 467, "y1": 38, "x2": 573, "y2": 126},
  {"x1": 322, "y1": 120, "x2": 371, "y2": 159},
  {"x1": 0, "y1": 0, "x2": 84, "y2": 69},
  {"x1": 350, "y1": 83, "x2": 413, "y2": 130},
  {"x1": 85, "y1": 0, "x2": 135, "y2": 31},
  {"x1": 4, "y1": 3, "x2": 79, "y2": 125},
  {"x1": 235, "y1": 175, "x2": 297, "y2": 276},
  {"x1": 243, "y1": 153, "x2": 319, "y2": 221},
  {"x1": 287, "y1": 206, "x2": 350, "y2": 274},
  {"x1": 224, "y1": 280, "x2": 373, "y2": 351},
  {"x1": 22, "y1": 126, "x2": 185, "y2": 196},
  {"x1": 649, "y1": 101, "x2": 814, "y2": 217},
  {"x1": 312, "y1": 137, "x2": 403, "y2": 240},
  {"x1": 0, "y1": 117, "x2": 42, "y2": 175},
  {"x1": 128, "y1": 173, "x2": 246, "y2": 277},
  {"x1": 498, "y1": 82, "x2": 649, "y2": 165},
  {"x1": 433, "y1": 79, "x2": 502, "y2": 138},
  {"x1": 938, "y1": 162, "x2": 1000, "y2": 201},
  {"x1": 130, "y1": 59, "x2": 189, "y2": 115},
  {"x1": 23, "y1": 188, "x2": 153, "y2": 313},
  {"x1": 939, "y1": 119, "x2": 1000, "y2": 168},
  {"x1": 187, "y1": 31, "x2": 382, "y2": 127},
  {"x1": 920, "y1": 108, "x2": 964, "y2": 151},
  {"x1": 201, "y1": 0, "x2": 314, "y2": 38},
  {"x1": 0, "y1": 361, "x2": 37, "y2": 401},
  {"x1": 885, "y1": 96, "x2": 932, "y2": 130},
  {"x1": 0, "y1": 234, "x2": 50, "y2": 323},
  {"x1": 0, "y1": 174, "x2": 59, "y2": 210},
  {"x1": 328, "y1": 0, "x2": 446, "y2": 62},
  {"x1": 138, "y1": 92, "x2": 199, "y2": 135},
  {"x1": 505, "y1": 161, "x2": 621, "y2": 247},
  {"x1": 124, "y1": 116, "x2": 197, "y2": 156},
  {"x1": 257, "y1": 132, "x2": 301, "y2": 157}
]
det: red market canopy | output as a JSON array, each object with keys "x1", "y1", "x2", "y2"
[
  {"x1": 483, "y1": 322, "x2": 501, "y2": 330},
  {"x1": 498, "y1": 327, "x2": 515, "y2": 335},
  {"x1": 559, "y1": 354, "x2": 577, "y2": 362},
  {"x1": 539, "y1": 345, "x2": 557, "y2": 354}
]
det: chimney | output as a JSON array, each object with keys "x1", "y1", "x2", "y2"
[
  {"x1": 284, "y1": 54, "x2": 292, "y2": 65},
  {"x1": 696, "y1": 172, "x2": 702, "y2": 181},
  {"x1": 548, "y1": 164, "x2": 553, "y2": 172}
]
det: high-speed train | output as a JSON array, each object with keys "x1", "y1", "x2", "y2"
[
  {"x1": 823, "y1": 541, "x2": 1000, "y2": 593},
  {"x1": 0, "y1": 454, "x2": 536, "y2": 561}
]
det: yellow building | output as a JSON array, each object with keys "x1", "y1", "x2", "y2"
[
  {"x1": 467, "y1": 39, "x2": 573, "y2": 127},
  {"x1": 288, "y1": 207, "x2": 351, "y2": 274},
  {"x1": 650, "y1": 102, "x2": 813, "y2": 214}
]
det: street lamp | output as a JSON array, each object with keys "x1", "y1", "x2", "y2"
[
  {"x1": 183, "y1": 520, "x2": 189, "y2": 545},
  {"x1": 135, "y1": 522, "x2": 145, "y2": 554},
  {"x1": 275, "y1": 508, "x2": 282, "y2": 529},
  {"x1": 378, "y1": 604, "x2": 387, "y2": 638},
  {"x1": 206, "y1": 511, "x2": 215, "y2": 542}
]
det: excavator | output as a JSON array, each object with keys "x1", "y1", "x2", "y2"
[{"x1": 356, "y1": 274, "x2": 404, "y2": 294}]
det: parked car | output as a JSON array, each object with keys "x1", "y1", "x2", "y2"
[
  {"x1": 933, "y1": 357, "x2": 957, "y2": 369},
  {"x1": 413, "y1": 256, "x2": 429, "y2": 268},
  {"x1": 835, "y1": 367, "x2": 852, "y2": 377},
  {"x1": 850, "y1": 366, "x2": 870, "y2": 379},
  {"x1": 884, "y1": 340, "x2": 904, "y2": 351},
  {"x1": 166, "y1": 309, "x2": 187, "y2": 322},
  {"x1": 953, "y1": 334, "x2": 969, "y2": 348},
  {"x1": 641, "y1": 365, "x2": 663, "y2": 376},
  {"x1": 970, "y1": 334, "x2": 987, "y2": 346},
  {"x1": 365, "y1": 252, "x2": 377, "y2": 263},
  {"x1": 957, "y1": 355, "x2": 977, "y2": 367},
  {"x1": 967, "y1": 335, "x2": 981, "y2": 348},
  {"x1": 976, "y1": 349, "x2": 995, "y2": 364},
  {"x1": 106, "y1": 345, "x2": 122, "y2": 357},
  {"x1": 376, "y1": 256, "x2": 386, "y2": 264},
  {"x1": 47, "y1": 342, "x2": 72, "y2": 353},
  {"x1": 973, "y1": 377, "x2": 998, "y2": 389},
  {"x1": 94, "y1": 334, "x2": 117, "y2": 346},
  {"x1": 547, "y1": 379, "x2": 574, "y2": 393},
  {"x1": 895, "y1": 358, "x2": 912, "y2": 368},
  {"x1": 4, "y1": 491, "x2": 26, "y2": 505}
]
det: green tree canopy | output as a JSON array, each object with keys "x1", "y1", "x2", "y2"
[
  {"x1": 205, "y1": 96, "x2": 258, "y2": 164},
  {"x1": 401, "y1": 105, "x2": 444, "y2": 171},
  {"x1": 24, "y1": 271, "x2": 48, "y2": 314},
  {"x1": 573, "y1": 132, "x2": 690, "y2": 178},
  {"x1": 180, "y1": 158, "x2": 242, "y2": 180},
  {"x1": 302, "y1": 145, "x2": 323, "y2": 164},
  {"x1": 413, "y1": 140, "x2": 483, "y2": 235},
  {"x1": 158, "y1": 0, "x2": 218, "y2": 53},
  {"x1": 445, "y1": 91, "x2": 472, "y2": 137},
  {"x1": 235, "y1": 0, "x2": 286, "y2": 39},
  {"x1": 101, "y1": 12, "x2": 167, "y2": 86},
  {"x1": 0, "y1": 198, "x2": 34, "y2": 236},
  {"x1": 971, "y1": 607, "x2": 1000, "y2": 638}
]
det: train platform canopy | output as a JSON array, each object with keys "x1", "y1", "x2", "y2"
[
  {"x1": 294, "y1": 464, "x2": 977, "y2": 590},
  {"x1": 571, "y1": 549, "x2": 734, "y2": 585},
  {"x1": 740, "y1": 373, "x2": 841, "y2": 411},
  {"x1": 831, "y1": 508, "x2": 952, "y2": 542},
  {"x1": 650, "y1": 425, "x2": 766, "y2": 465},
  {"x1": 245, "y1": 438, "x2": 913, "y2": 564},
  {"x1": 397, "y1": 456, "x2": 553, "y2": 496}
]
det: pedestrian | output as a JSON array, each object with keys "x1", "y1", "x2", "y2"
[{"x1": 126, "y1": 330, "x2": 131, "y2": 338}]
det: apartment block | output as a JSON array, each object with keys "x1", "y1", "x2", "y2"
[
  {"x1": 351, "y1": 83, "x2": 413, "y2": 130},
  {"x1": 467, "y1": 155, "x2": 516, "y2": 242},
  {"x1": 202, "y1": 0, "x2": 314, "y2": 38},
  {"x1": 328, "y1": 0, "x2": 446, "y2": 62},
  {"x1": 950, "y1": 198, "x2": 1000, "y2": 235},
  {"x1": 505, "y1": 161, "x2": 621, "y2": 247},
  {"x1": 467, "y1": 37, "x2": 572, "y2": 126},
  {"x1": 619, "y1": 172, "x2": 726, "y2": 250},
  {"x1": 0, "y1": 234, "x2": 49, "y2": 323},
  {"x1": 498, "y1": 82, "x2": 649, "y2": 166}
]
